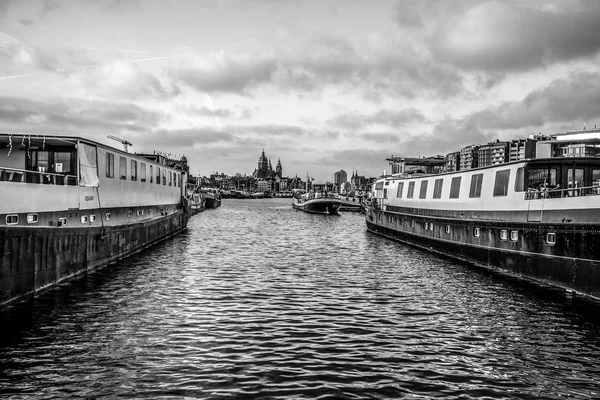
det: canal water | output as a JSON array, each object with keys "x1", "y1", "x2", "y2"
[{"x1": 1, "y1": 198, "x2": 600, "y2": 399}]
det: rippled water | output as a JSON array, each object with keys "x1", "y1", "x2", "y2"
[{"x1": 2, "y1": 198, "x2": 600, "y2": 399}]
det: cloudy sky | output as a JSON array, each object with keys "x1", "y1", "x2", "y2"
[{"x1": 1, "y1": 0, "x2": 600, "y2": 181}]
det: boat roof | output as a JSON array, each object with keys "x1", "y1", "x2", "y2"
[{"x1": 383, "y1": 157, "x2": 600, "y2": 180}]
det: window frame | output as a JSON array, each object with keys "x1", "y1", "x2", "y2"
[
  {"x1": 407, "y1": 182, "x2": 415, "y2": 198},
  {"x1": 493, "y1": 169, "x2": 511, "y2": 197},
  {"x1": 469, "y1": 173, "x2": 484, "y2": 198},
  {"x1": 131, "y1": 159, "x2": 138, "y2": 181},
  {"x1": 396, "y1": 182, "x2": 404, "y2": 198},
  {"x1": 419, "y1": 180, "x2": 428, "y2": 199},
  {"x1": 433, "y1": 178, "x2": 443, "y2": 199},
  {"x1": 449, "y1": 176, "x2": 461, "y2": 199},
  {"x1": 106, "y1": 152, "x2": 115, "y2": 178},
  {"x1": 119, "y1": 156, "x2": 127, "y2": 180}
]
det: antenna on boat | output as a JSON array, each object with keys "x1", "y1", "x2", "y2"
[{"x1": 107, "y1": 135, "x2": 133, "y2": 153}]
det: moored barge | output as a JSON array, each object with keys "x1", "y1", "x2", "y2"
[
  {"x1": 0, "y1": 133, "x2": 191, "y2": 307},
  {"x1": 365, "y1": 157, "x2": 600, "y2": 300}
]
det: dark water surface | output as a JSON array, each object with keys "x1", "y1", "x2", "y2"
[{"x1": 2, "y1": 198, "x2": 600, "y2": 399}]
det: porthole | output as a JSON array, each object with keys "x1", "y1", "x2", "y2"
[
  {"x1": 473, "y1": 227, "x2": 480, "y2": 237},
  {"x1": 510, "y1": 230, "x2": 519, "y2": 241},
  {"x1": 106, "y1": 213, "x2": 111, "y2": 221},
  {"x1": 27, "y1": 213, "x2": 38, "y2": 224},
  {"x1": 58, "y1": 217, "x2": 67, "y2": 226},
  {"x1": 423, "y1": 222, "x2": 428, "y2": 229},
  {"x1": 5, "y1": 214, "x2": 19, "y2": 225},
  {"x1": 81, "y1": 215, "x2": 88, "y2": 224},
  {"x1": 410, "y1": 220, "x2": 415, "y2": 227},
  {"x1": 445, "y1": 225, "x2": 450, "y2": 234},
  {"x1": 500, "y1": 229, "x2": 508, "y2": 241},
  {"x1": 136, "y1": 210, "x2": 142, "y2": 216},
  {"x1": 141, "y1": 209, "x2": 144, "y2": 216},
  {"x1": 428, "y1": 222, "x2": 434, "y2": 231},
  {"x1": 545, "y1": 232, "x2": 556, "y2": 246},
  {"x1": 90, "y1": 215, "x2": 96, "y2": 223},
  {"x1": 128, "y1": 211, "x2": 132, "y2": 218}
]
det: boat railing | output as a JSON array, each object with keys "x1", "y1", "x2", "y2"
[
  {"x1": 525, "y1": 184, "x2": 600, "y2": 200},
  {"x1": 0, "y1": 166, "x2": 77, "y2": 186},
  {"x1": 307, "y1": 192, "x2": 339, "y2": 200}
]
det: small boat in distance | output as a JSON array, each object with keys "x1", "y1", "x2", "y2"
[
  {"x1": 199, "y1": 187, "x2": 222, "y2": 209},
  {"x1": 338, "y1": 194, "x2": 364, "y2": 212},
  {"x1": 292, "y1": 189, "x2": 341, "y2": 215}
]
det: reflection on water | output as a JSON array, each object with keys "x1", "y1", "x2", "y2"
[{"x1": 1, "y1": 198, "x2": 600, "y2": 399}]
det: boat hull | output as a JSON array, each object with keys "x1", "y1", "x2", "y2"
[
  {"x1": 293, "y1": 198, "x2": 341, "y2": 215},
  {"x1": 338, "y1": 196, "x2": 363, "y2": 212},
  {"x1": 0, "y1": 210, "x2": 188, "y2": 307},
  {"x1": 365, "y1": 207, "x2": 600, "y2": 300}
]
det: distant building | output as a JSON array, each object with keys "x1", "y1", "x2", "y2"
[
  {"x1": 459, "y1": 145, "x2": 479, "y2": 170},
  {"x1": 333, "y1": 169, "x2": 347, "y2": 185},
  {"x1": 253, "y1": 149, "x2": 282, "y2": 180},
  {"x1": 350, "y1": 171, "x2": 371, "y2": 192},
  {"x1": 509, "y1": 138, "x2": 537, "y2": 161},
  {"x1": 444, "y1": 151, "x2": 460, "y2": 172},
  {"x1": 478, "y1": 140, "x2": 509, "y2": 167}
]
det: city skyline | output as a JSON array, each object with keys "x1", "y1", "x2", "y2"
[{"x1": 1, "y1": 1, "x2": 600, "y2": 181}]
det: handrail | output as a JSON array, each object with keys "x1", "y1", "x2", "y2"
[
  {"x1": 0, "y1": 166, "x2": 77, "y2": 186},
  {"x1": 525, "y1": 184, "x2": 600, "y2": 200}
]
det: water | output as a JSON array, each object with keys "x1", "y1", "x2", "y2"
[{"x1": 1, "y1": 198, "x2": 600, "y2": 399}]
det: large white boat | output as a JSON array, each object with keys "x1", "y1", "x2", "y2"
[
  {"x1": 365, "y1": 156, "x2": 600, "y2": 300},
  {"x1": 292, "y1": 189, "x2": 341, "y2": 215},
  {"x1": 0, "y1": 133, "x2": 191, "y2": 307}
]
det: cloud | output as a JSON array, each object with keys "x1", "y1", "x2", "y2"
[
  {"x1": 0, "y1": 96, "x2": 162, "y2": 134},
  {"x1": 148, "y1": 128, "x2": 235, "y2": 148},
  {"x1": 329, "y1": 108, "x2": 427, "y2": 130},
  {"x1": 172, "y1": 52, "x2": 277, "y2": 93},
  {"x1": 430, "y1": 1, "x2": 600, "y2": 72},
  {"x1": 315, "y1": 148, "x2": 390, "y2": 172}
]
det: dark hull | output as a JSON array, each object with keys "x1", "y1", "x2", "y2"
[
  {"x1": 365, "y1": 208, "x2": 600, "y2": 300},
  {"x1": 0, "y1": 210, "x2": 188, "y2": 307},
  {"x1": 293, "y1": 199, "x2": 341, "y2": 215},
  {"x1": 205, "y1": 197, "x2": 222, "y2": 209}
]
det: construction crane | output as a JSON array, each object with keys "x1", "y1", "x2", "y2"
[{"x1": 107, "y1": 135, "x2": 133, "y2": 153}]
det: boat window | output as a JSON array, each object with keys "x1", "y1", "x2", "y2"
[
  {"x1": 473, "y1": 227, "x2": 480, "y2": 237},
  {"x1": 6, "y1": 214, "x2": 19, "y2": 225},
  {"x1": 58, "y1": 217, "x2": 67, "y2": 226},
  {"x1": 407, "y1": 182, "x2": 415, "y2": 198},
  {"x1": 81, "y1": 215, "x2": 88, "y2": 224},
  {"x1": 396, "y1": 182, "x2": 404, "y2": 198},
  {"x1": 127, "y1": 210, "x2": 132, "y2": 218},
  {"x1": 419, "y1": 180, "x2": 428, "y2": 199},
  {"x1": 156, "y1": 167, "x2": 161, "y2": 185},
  {"x1": 545, "y1": 232, "x2": 556, "y2": 245},
  {"x1": 410, "y1": 220, "x2": 415, "y2": 227},
  {"x1": 445, "y1": 225, "x2": 450, "y2": 234},
  {"x1": 383, "y1": 188, "x2": 388, "y2": 199},
  {"x1": 106, "y1": 153, "x2": 114, "y2": 178},
  {"x1": 131, "y1": 160, "x2": 138, "y2": 181},
  {"x1": 90, "y1": 215, "x2": 96, "y2": 222},
  {"x1": 500, "y1": 229, "x2": 508, "y2": 240},
  {"x1": 106, "y1": 213, "x2": 111, "y2": 221},
  {"x1": 375, "y1": 182, "x2": 384, "y2": 190},
  {"x1": 27, "y1": 213, "x2": 38, "y2": 224},
  {"x1": 140, "y1": 163, "x2": 147, "y2": 182},
  {"x1": 423, "y1": 222, "x2": 428, "y2": 229},
  {"x1": 593, "y1": 170, "x2": 600, "y2": 192},
  {"x1": 149, "y1": 165, "x2": 153, "y2": 183},
  {"x1": 428, "y1": 222, "x2": 434, "y2": 231},
  {"x1": 449, "y1": 177, "x2": 461, "y2": 199},
  {"x1": 514, "y1": 167, "x2": 525, "y2": 192},
  {"x1": 169, "y1": 171, "x2": 172, "y2": 186},
  {"x1": 163, "y1": 170, "x2": 166, "y2": 185},
  {"x1": 54, "y1": 152, "x2": 72, "y2": 174},
  {"x1": 469, "y1": 173, "x2": 484, "y2": 198},
  {"x1": 493, "y1": 169, "x2": 511, "y2": 196},
  {"x1": 433, "y1": 179, "x2": 443, "y2": 199},
  {"x1": 510, "y1": 230, "x2": 519, "y2": 241},
  {"x1": 119, "y1": 156, "x2": 127, "y2": 180},
  {"x1": 528, "y1": 167, "x2": 556, "y2": 190},
  {"x1": 567, "y1": 168, "x2": 584, "y2": 195}
]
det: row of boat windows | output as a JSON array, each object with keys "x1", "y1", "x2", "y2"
[
  {"x1": 380, "y1": 170, "x2": 511, "y2": 200},
  {"x1": 378, "y1": 166, "x2": 600, "y2": 200},
  {"x1": 105, "y1": 153, "x2": 181, "y2": 187},
  {"x1": 4, "y1": 208, "x2": 170, "y2": 226},
  {"x1": 381, "y1": 214, "x2": 557, "y2": 245}
]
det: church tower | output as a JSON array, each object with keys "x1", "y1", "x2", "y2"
[
  {"x1": 276, "y1": 158, "x2": 282, "y2": 178},
  {"x1": 257, "y1": 149, "x2": 268, "y2": 178}
]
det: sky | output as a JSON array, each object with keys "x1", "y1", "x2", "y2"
[{"x1": 1, "y1": 0, "x2": 600, "y2": 182}]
